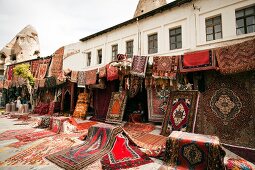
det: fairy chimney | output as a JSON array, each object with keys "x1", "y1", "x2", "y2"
[{"x1": 134, "y1": 0, "x2": 167, "y2": 18}]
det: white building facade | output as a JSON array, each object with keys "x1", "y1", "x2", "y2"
[{"x1": 63, "y1": 0, "x2": 255, "y2": 71}]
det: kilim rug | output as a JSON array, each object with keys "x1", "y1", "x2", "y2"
[
  {"x1": 198, "y1": 74, "x2": 255, "y2": 148},
  {"x1": 0, "y1": 136, "x2": 74, "y2": 166},
  {"x1": 161, "y1": 90, "x2": 199, "y2": 136},
  {"x1": 85, "y1": 69, "x2": 97, "y2": 85},
  {"x1": 123, "y1": 122, "x2": 155, "y2": 133},
  {"x1": 165, "y1": 131, "x2": 225, "y2": 170},
  {"x1": 77, "y1": 71, "x2": 86, "y2": 88},
  {"x1": 152, "y1": 56, "x2": 179, "y2": 79},
  {"x1": 99, "y1": 66, "x2": 106, "y2": 78},
  {"x1": 101, "y1": 134, "x2": 152, "y2": 170},
  {"x1": 48, "y1": 47, "x2": 64, "y2": 78},
  {"x1": 15, "y1": 130, "x2": 56, "y2": 142},
  {"x1": 214, "y1": 38, "x2": 255, "y2": 74},
  {"x1": 0, "y1": 129, "x2": 35, "y2": 141},
  {"x1": 31, "y1": 59, "x2": 40, "y2": 77},
  {"x1": 147, "y1": 87, "x2": 171, "y2": 122},
  {"x1": 179, "y1": 50, "x2": 216, "y2": 73},
  {"x1": 130, "y1": 55, "x2": 148, "y2": 77},
  {"x1": 37, "y1": 64, "x2": 48, "y2": 79},
  {"x1": 105, "y1": 91, "x2": 127, "y2": 124},
  {"x1": 70, "y1": 71, "x2": 78, "y2": 83},
  {"x1": 106, "y1": 64, "x2": 119, "y2": 81},
  {"x1": 73, "y1": 92, "x2": 88, "y2": 118},
  {"x1": 46, "y1": 124, "x2": 122, "y2": 170}
]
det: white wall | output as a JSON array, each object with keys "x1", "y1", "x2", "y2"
[{"x1": 63, "y1": 0, "x2": 255, "y2": 71}]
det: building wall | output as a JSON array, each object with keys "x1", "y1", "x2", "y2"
[{"x1": 63, "y1": 0, "x2": 255, "y2": 71}]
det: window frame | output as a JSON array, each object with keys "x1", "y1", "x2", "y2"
[
  {"x1": 236, "y1": 5, "x2": 255, "y2": 35},
  {"x1": 126, "y1": 40, "x2": 133, "y2": 58},
  {"x1": 205, "y1": 15, "x2": 223, "y2": 41},
  {"x1": 97, "y1": 49, "x2": 102, "y2": 64},
  {"x1": 112, "y1": 44, "x2": 118, "y2": 61},
  {"x1": 148, "y1": 33, "x2": 158, "y2": 54},
  {"x1": 86, "y1": 52, "x2": 91, "y2": 66},
  {"x1": 169, "y1": 26, "x2": 182, "y2": 50}
]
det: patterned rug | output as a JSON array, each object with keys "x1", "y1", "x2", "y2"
[
  {"x1": 50, "y1": 117, "x2": 69, "y2": 133},
  {"x1": 77, "y1": 71, "x2": 86, "y2": 88},
  {"x1": 46, "y1": 124, "x2": 122, "y2": 170},
  {"x1": 101, "y1": 134, "x2": 152, "y2": 170},
  {"x1": 180, "y1": 50, "x2": 216, "y2": 73},
  {"x1": 225, "y1": 158, "x2": 253, "y2": 170},
  {"x1": 15, "y1": 130, "x2": 56, "y2": 142},
  {"x1": 36, "y1": 115, "x2": 51, "y2": 128},
  {"x1": 214, "y1": 38, "x2": 255, "y2": 74},
  {"x1": 0, "y1": 129, "x2": 35, "y2": 141},
  {"x1": 161, "y1": 90, "x2": 199, "y2": 136},
  {"x1": 70, "y1": 71, "x2": 78, "y2": 82},
  {"x1": 123, "y1": 122, "x2": 155, "y2": 133},
  {"x1": 31, "y1": 60, "x2": 40, "y2": 77},
  {"x1": 73, "y1": 92, "x2": 89, "y2": 118},
  {"x1": 107, "y1": 64, "x2": 119, "y2": 81},
  {"x1": 85, "y1": 69, "x2": 97, "y2": 85},
  {"x1": 99, "y1": 66, "x2": 106, "y2": 78},
  {"x1": 0, "y1": 136, "x2": 74, "y2": 166},
  {"x1": 128, "y1": 76, "x2": 142, "y2": 98},
  {"x1": 147, "y1": 87, "x2": 171, "y2": 122},
  {"x1": 68, "y1": 118, "x2": 98, "y2": 131},
  {"x1": 199, "y1": 74, "x2": 255, "y2": 148},
  {"x1": 37, "y1": 64, "x2": 48, "y2": 79},
  {"x1": 152, "y1": 56, "x2": 179, "y2": 79},
  {"x1": 48, "y1": 47, "x2": 64, "y2": 78},
  {"x1": 105, "y1": 91, "x2": 127, "y2": 124},
  {"x1": 130, "y1": 55, "x2": 148, "y2": 77},
  {"x1": 165, "y1": 131, "x2": 225, "y2": 170}
]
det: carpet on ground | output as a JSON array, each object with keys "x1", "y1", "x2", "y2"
[
  {"x1": 15, "y1": 130, "x2": 56, "y2": 142},
  {"x1": 0, "y1": 129, "x2": 35, "y2": 141},
  {"x1": 46, "y1": 124, "x2": 122, "y2": 170},
  {"x1": 50, "y1": 117, "x2": 69, "y2": 133},
  {"x1": 161, "y1": 90, "x2": 199, "y2": 136},
  {"x1": 101, "y1": 134, "x2": 153, "y2": 170}
]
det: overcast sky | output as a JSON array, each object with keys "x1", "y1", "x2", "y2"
[{"x1": 0, "y1": 0, "x2": 173, "y2": 56}]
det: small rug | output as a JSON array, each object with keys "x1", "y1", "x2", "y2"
[
  {"x1": 46, "y1": 124, "x2": 122, "y2": 170},
  {"x1": 147, "y1": 87, "x2": 171, "y2": 122},
  {"x1": 123, "y1": 122, "x2": 155, "y2": 133},
  {"x1": 101, "y1": 134, "x2": 153, "y2": 170},
  {"x1": 225, "y1": 158, "x2": 253, "y2": 170},
  {"x1": 73, "y1": 92, "x2": 89, "y2": 118},
  {"x1": 161, "y1": 90, "x2": 199, "y2": 136},
  {"x1": 85, "y1": 69, "x2": 97, "y2": 85},
  {"x1": 77, "y1": 71, "x2": 86, "y2": 88},
  {"x1": 0, "y1": 136, "x2": 74, "y2": 166},
  {"x1": 48, "y1": 47, "x2": 64, "y2": 78},
  {"x1": 0, "y1": 129, "x2": 35, "y2": 141},
  {"x1": 130, "y1": 55, "x2": 148, "y2": 77},
  {"x1": 106, "y1": 64, "x2": 119, "y2": 81},
  {"x1": 70, "y1": 71, "x2": 78, "y2": 82},
  {"x1": 99, "y1": 66, "x2": 106, "y2": 78},
  {"x1": 214, "y1": 38, "x2": 255, "y2": 74},
  {"x1": 180, "y1": 50, "x2": 216, "y2": 73},
  {"x1": 15, "y1": 130, "x2": 56, "y2": 142},
  {"x1": 50, "y1": 117, "x2": 69, "y2": 133},
  {"x1": 152, "y1": 56, "x2": 179, "y2": 79},
  {"x1": 165, "y1": 131, "x2": 225, "y2": 170},
  {"x1": 105, "y1": 91, "x2": 127, "y2": 124}
]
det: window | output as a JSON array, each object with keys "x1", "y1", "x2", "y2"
[
  {"x1": 87, "y1": 52, "x2": 91, "y2": 66},
  {"x1": 97, "y1": 49, "x2": 102, "y2": 64},
  {"x1": 126, "y1": 40, "x2": 133, "y2": 58},
  {"x1": 206, "y1": 15, "x2": 222, "y2": 41},
  {"x1": 112, "y1": 44, "x2": 118, "y2": 61},
  {"x1": 169, "y1": 27, "x2": 182, "y2": 50},
  {"x1": 148, "y1": 33, "x2": 158, "y2": 54},
  {"x1": 236, "y1": 5, "x2": 255, "y2": 35}
]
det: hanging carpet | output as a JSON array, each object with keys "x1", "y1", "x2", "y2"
[
  {"x1": 101, "y1": 134, "x2": 152, "y2": 170},
  {"x1": 73, "y1": 92, "x2": 89, "y2": 118},
  {"x1": 152, "y1": 56, "x2": 179, "y2": 79},
  {"x1": 7, "y1": 65, "x2": 14, "y2": 80},
  {"x1": 85, "y1": 69, "x2": 97, "y2": 85},
  {"x1": 214, "y1": 38, "x2": 255, "y2": 74},
  {"x1": 106, "y1": 64, "x2": 119, "y2": 81},
  {"x1": 147, "y1": 87, "x2": 171, "y2": 122},
  {"x1": 46, "y1": 124, "x2": 122, "y2": 170},
  {"x1": 130, "y1": 55, "x2": 148, "y2": 77},
  {"x1": 70, "y1": 71, "x2": 78, "y2": 83},
  {"x1": 161, "y1": 90, "x2": 199, "y2": 136},
  {"x1": 31, "y1": 59, "x2": 40, "y2": 77},
  {"x1": 128, "y1": 76, "x2": 142, "y2": 98},
  {"x1": 99, "y1": 66, "x2": 106, "y2": 78},
  {"x1": 198, "y1": 73, "x2": 255, "y2": 148},
  {"x1": 48, "y1": 47, "x2": 64, "y2": 78},
  {"x1": 180, "y1": 50, "x2": 216, "y2": 73},
  {"x1": 77, "y1": 71, "x2": 86, "y2": 88},
  {"x1": 105, "y1": 91, "x2": 127, "y2": 124}
]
